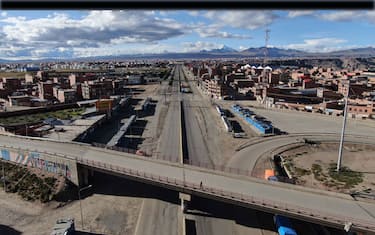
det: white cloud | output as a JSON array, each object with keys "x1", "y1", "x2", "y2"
[
  {"x1": 204, "y1": 11, "x2": 278, "y2": 30},
  {"x1": 182, "y1": 41, "x2": 224, "y2": 52},
  {"x1": 287, "y1": 11, "x2": 314, "y2": 18},
  {"x1": 0, "y1": 10, "x2": 187, "y2": 59},
  {"x1": 281, "y1": 38, "x2": 348, "y2": 52},
  {"x1": 318, "y1": 11, "x2": 362, "y2": 22},
  {"x1": 31, "y1": 49, "x2": 50, "y2": 57},
  {"x1": 1, "y1": 11, "x2": 7, "y2": 17},
  {"x1": 195, "y1": 24, "x2": 251, "y2": 39},
  {"x1": 188, "y1": 11, "x2": 200, "y2": 17}
]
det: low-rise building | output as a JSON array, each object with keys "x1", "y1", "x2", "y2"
[
  {"x1": 81, "y1": 80, "x2": 113, "y2": 99},
  {"x1": 347, "y1": 99, "x2": 375, "y2": 119},
  {"x1": 38, "y1": 81, "x2": 54, "y2": 100},
  {"x1": 56, "y1": 89, "x2": 77, "y2": 103},
  {"x1": 8, "y1": 95, "x2": 32, "y2": 106},
  {"x1": 203, "y1": 78, "x2": 228, "y2": 99}
]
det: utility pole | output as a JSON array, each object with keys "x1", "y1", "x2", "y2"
[
  {"x1": 264, "y1": 28, "x2": 270, "y2": 67},
  {"x1": 337, "y1": 82, "x2": 349, "y2": 172}
]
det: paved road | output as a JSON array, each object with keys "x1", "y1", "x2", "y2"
[
  {"x1": 180, "y1": 65, "x2": 274, "y2": 235},
  {"x1": 0, "y1": 134, "x2": 375, "y2": 232},
  {"x1": 155, "y1": 68, "x2": 181, "y2": 162},
  {"x1": 228, "y1": 133, "x2": 375, "y2": 174},
  {"x1": 135, "y1": 67, "x2": 182, "y2": 235},
  {"x1": 183, "y1": 67, "x2": 278, "y2": 235}
]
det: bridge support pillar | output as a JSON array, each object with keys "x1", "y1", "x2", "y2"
[
  {"x1": 179, "y1": 193, "x2": 191, "y2": 213},
  {"x1": 179, "y1": 193, "x2": 191, "y2": 235},
  {"x1": 79, "y1": 167, "x2": 90, "y2": 186}
]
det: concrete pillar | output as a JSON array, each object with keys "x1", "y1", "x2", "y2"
[
  {"x1": 179, "y1": 193, "x2": 191, "y2": 235},
  {"x1": 179, "y1": 193, "x2": 191, "y2": 213},
  {"x1": 79, "y1": 167, "x2": 89, "y2": 186}
]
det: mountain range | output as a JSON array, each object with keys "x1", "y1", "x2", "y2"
[{"x1": 1, "y1": 46, "x2": 375, "y2": 63}]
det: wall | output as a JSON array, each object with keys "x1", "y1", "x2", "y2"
[
  {"x1": 0, "y1": 103, "x2": 78, "y2": 118},
  {"x1": 0, "y1": 147, "x2": 79, "y2": 185}
]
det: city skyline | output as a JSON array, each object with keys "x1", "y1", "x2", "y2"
[{"x1": 1, "y1": 10, "x2": 375, "y2": 60}]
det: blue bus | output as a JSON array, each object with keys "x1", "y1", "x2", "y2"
[{"x1": 274, "y1": 215, "x2": 298, "y2": 235}]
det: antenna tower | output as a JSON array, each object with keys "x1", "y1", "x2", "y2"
[{"x1": 264, "y1": 29, "x2": 270, "y2": 66}]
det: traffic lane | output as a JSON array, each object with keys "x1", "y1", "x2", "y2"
[
  {"x1": 183, "y1": 98, "x2": 211, "y2": 166},
  {"x1": 182, "y1": 167, "x2": 375, "y2": 223},
  {"x1": 227, "y1": 136, "x2": 301, "y2": 171},
  {"x1": 227, "y1": 134, "x2": 375, "y2": 173},
  {"x1": 157, "y1": 100, "x2": 181, "y2": 162}
]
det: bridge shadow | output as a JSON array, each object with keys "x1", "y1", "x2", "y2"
[
  {"x1": 87, "y1": 171, "x2": 180, "y2": 205},
  {"x1": 85, "y1": 172, "x2": 277, "y2": 232},
  {"x1": 0, "y1": 225, "x2": 22, "y2": 235},
  {"x1": 187, "y1": 196, "x2": 276, "y2": 232}
]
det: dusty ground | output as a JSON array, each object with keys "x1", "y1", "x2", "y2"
[
  {"x1": 0, "y1": 174, "x2": 144, "y2": 235},
  {"x1": 281, "y1": 143, "x2": 375, "y2": 193}
]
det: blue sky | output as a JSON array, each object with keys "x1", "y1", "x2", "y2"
[{"x1": 0, "y1": 10, "x2": 374, "y2": 60}]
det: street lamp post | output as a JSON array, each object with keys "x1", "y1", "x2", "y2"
[
  {"x1": 2, "y1": 162, "x2": 5, "y2": 191},
  {"x1": 78, "y1": 184, "x2": 92, "y2": 230},
  {"x1": 337, "y1": 83, "x2": 349, "y2": 172}
]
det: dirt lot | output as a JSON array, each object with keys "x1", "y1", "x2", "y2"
[
  {"x1": 281, "y1": 143, "x2": 375, "y2": 193},
  {"x1": 0, "y1": 173, "x2": 144, "y2": 235}
]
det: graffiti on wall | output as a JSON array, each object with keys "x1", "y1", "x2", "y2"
[{"x1": 0, "y1": 149, "x2": 71, "y2": 179}]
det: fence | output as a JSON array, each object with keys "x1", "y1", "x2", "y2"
[{"x1": 76, "y1": 157, "x2": 375, "y2": 232}]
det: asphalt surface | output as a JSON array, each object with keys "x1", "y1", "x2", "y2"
[
  {"x1": 182, "y1": 66, "x2": 278, "y2": 235},
  {"x1": 135, "y1": 67, "x2": 181, "y2": 235},
  {"x1": 155, "y1": 71, "x2": 181, "y2": 162}
]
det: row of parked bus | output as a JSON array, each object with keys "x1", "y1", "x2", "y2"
[{"x1": 231, "y1": 104, "x2": 273, "y2": 134}]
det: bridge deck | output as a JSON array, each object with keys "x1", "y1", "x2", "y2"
[{"x1": 0, "y1": 134, "x2": 374, "y2": 232}]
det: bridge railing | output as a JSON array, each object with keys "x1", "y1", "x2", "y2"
[
  {"x1": 76, "y1": 157, "x2": 375, "y2": 231},
  {"x1": 90, "y1": 143, "x2": 253, "y2": 177},
  {"x1": 91, "y1": 142, "x2": 137, "y2": 154}
]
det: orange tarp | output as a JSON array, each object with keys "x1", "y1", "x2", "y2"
[{"x1": 264, "y1": 169, "x2": 275, "y2": 180}]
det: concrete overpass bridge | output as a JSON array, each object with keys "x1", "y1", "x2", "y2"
[{"x1": 0, "y1": 134, "x2": 374, "y2": 233}]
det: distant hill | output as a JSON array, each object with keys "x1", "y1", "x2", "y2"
[
  {"x1": 1, "y1": 46, "x2": 375, "y2": 63},
  {"x1": 323, "y1": 47, "x2": 375, "y2": 57},
  {"x1": 200, "y1": 45, "x2": 238, "y2": 54},
  {"x1": 240, "y1": 47, "x2": 306, "y2": 57}
]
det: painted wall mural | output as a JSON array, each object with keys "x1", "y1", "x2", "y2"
[{"x1": 0, "y1": 148, "x2": 71, "y2": 179}]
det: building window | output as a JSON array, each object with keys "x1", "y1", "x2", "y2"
[{"x1": 365, "y1": 110, "x2": 368, "y2": 112}]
